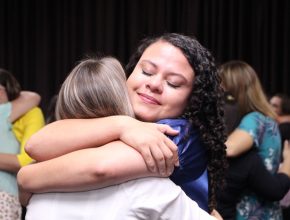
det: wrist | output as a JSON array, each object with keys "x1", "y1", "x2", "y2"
[
  {"x1": 111, "y1": 115, "x2": 132, "y2": 139},
  {"x1": 115, "y1": 115, "x2": 138, "y2": 141}
]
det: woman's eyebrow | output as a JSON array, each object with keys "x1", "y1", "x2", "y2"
[
  {"x1": 140, "y1": 59, "x2": 190, "y2": 81},
  {"x1": 140, "y1": 59, "x2": 158, "y2": 69}
]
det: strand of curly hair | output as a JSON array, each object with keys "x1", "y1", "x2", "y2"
[{"x1": 174, "y1": 35, "x2": 228, "y2": 211}]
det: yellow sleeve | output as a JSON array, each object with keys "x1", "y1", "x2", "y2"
[{"x1": 13, "y1": 107, "x2": 45, "y2": 167}]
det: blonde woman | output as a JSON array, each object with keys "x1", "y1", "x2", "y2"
[{"x1": 219, "y1": 61, "x2": 282, "y2": 219}]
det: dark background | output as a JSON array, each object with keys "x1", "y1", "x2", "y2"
[{"x1": 0, "y1": 0, "x2": 289, "y2": 116}]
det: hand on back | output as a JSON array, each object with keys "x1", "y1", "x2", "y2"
[{"x1": 119, "y1": 117, "x2": 179, "y2": 176}]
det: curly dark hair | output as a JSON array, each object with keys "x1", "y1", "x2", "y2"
[{"x1": 126, "y1": 33, "x2": 228, "y2": 211}]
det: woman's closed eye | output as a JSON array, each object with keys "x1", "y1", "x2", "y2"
[
  {"x1": 141, "y1": 69, "x2": 182, "y2": 88},
  {"x1": 142, "y1": 70, "x2": 152, "y2": 76},
  {"x1": 167, "y1": 81, "x2": 180, "y2": 88}
]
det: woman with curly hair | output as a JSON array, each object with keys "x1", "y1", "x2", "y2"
[{"x1": 18, "y1": 33, "x2": 227, "y2": 214}]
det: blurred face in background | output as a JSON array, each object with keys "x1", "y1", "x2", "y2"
[{"x1": 270, "y1": 96, "x2": 282, "y2": 116}]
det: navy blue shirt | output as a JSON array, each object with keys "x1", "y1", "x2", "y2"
[{"x1": 158, "y1": 119, "x2": 209, "y2": 212}]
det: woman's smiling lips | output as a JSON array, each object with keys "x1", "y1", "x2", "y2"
[{"x1": 137, "y1": 92, "x2": 161, "y2": 105}]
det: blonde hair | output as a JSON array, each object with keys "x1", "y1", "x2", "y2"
[
  {"x1": 55, "y1": 57, "x2": 134, "y2": 120},
  {"x1": 219, "y1": 60, "x2": 276, "y2": 119}
]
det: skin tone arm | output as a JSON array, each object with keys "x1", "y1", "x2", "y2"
[
  {"x1": 279, "y1": 140, "x2": 290, "y2": 175},
  {"x1": 0, "y1": 154, "x2": 20, "y2": 172},
  {"x1": 25, "y1": 116, "x2": 179, "y2": 174},
  {"x1": 19, "y1": 140, "x2": 225, "y2": 220},
  {"x1": 10, "y1": 91, "x2": 41, "y2": 122},
  {"x1": 0, "y1": 91, "x2": 41, "y2": 172},
  {"x1": 18, "y1": 140, "x2": 163, "y2": 205},
  {"x1": 225, "y1": 129, "x2": 254, "y2": 157}
]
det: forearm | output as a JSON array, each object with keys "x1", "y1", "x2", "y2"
[
  {"x1": 226, "y1": 129, "x2": 253, "y2": 157},
  {"x1": 0, "y1": 153, "x2": 20, "y2": 173},
  {"x1": 10, "y1": 91, "x2": 41, "y2": 122},
  {"x1": 251, "y1": 171, "x2": 290, "y2": 201},
  {"x1": 248, "y1": 151, "x2": 290, "y2": 201},
  {"x1": 0, "y1": 153, "x2": 21, "y2": 173},
  {"x1": 17, "y1": 152, "x2": 99, "y2": 193},
  {"x1": 18, "y1": 141, "x2": 158, "y2": 193},
  {"x1": 25, "y1": 116, "x2": 131, "y2": 161}
]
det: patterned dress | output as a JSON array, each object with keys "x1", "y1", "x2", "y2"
[
  {"x1": 236, "y1": 112, "x2": 282, "y2": 220},
  {"x1": 0, "y1": 102, "x2": 21, "y2": 220}
]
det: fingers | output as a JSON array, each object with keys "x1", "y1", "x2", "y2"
[
  {"x1": 164, "y1": 137, "x2": 179, "y2": 167},
  {"x1": 158, "y1": 142, "x2": 176, "y2": 176},
  {"x1": 149, "y1": 139, "x2": 177, "y2": 176},
  {"x1": 149, "y1": 145, "x2": 167, "y2": 176},
  {"x1": 156, "y1": 123, "x2": 179, "y2": 167},
  {"x1": 140, "y1": 143, "x2": 170, "y2": 176},
  {"x1": 123, "y1": 122, "x2": 179, "y2": 176},
  {"x1": 157, "y1": 124, "x2": 179, "y2": 136},
  {"x1": 139, "y1": 146, "x2": 157, "y2": 173},
  {"x1": 139, "y1": 138, "x2": 178, "y2": 176}
]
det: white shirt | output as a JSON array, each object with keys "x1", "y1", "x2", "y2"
[{"x1": 26, "y1": 177, "x2": 215, "y2": 220}]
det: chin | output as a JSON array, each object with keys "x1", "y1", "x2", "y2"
[{"x1": 135, "y1": 113, "x2": 156, "y2": 122}]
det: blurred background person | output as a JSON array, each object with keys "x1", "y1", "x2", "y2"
[
  {"x1": 270, "y1": 93, "x2": 290, "y2": 219},
  {"x1": 0, "y1": 68, "x2": 44, "y2": 220},
  {"x1": 217, "y1": 60, "x2": 283, "y2": 219},
  {"x1": 270, "y1": 93, "x2": 290, "y2": 145}
]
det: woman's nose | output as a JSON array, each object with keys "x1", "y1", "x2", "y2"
[{"x1": 145, "y1": 75, "x2": 163, "y2": 93}]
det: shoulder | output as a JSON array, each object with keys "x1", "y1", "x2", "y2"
[
  {"x1": 157, "y1": 118, "x2": 198, "y2": 134},
  {"x1": 242, "y1": 111, "x2": 276, "y2": 122},
  {"x1": 123, "y1": 177, "x2": 178, "y2": 193},
  {"x1": 123, "y1": 177, "x2": 214, "y2": 220},
  {"x1": 157, "y1": 118, "x2": 189, "y2": 127},
  {"x1": 13, "y1": 107, "x2": 45, "y2": 130},
  {"x1": 23, "y1": 107, "x2": 44, "y2": 117},
  {"x1": 15, "y1": 107, "x2": 44, "y2": 122},
  {"x1": 122, "y1": 177, "x2": 183, "y2": 204},
  {"x1": 242, "y1": 111, "x2": 263, "y2": 120},
  {"x1": 240, "y1": 111, "x2": 277, "y2": 128}
]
